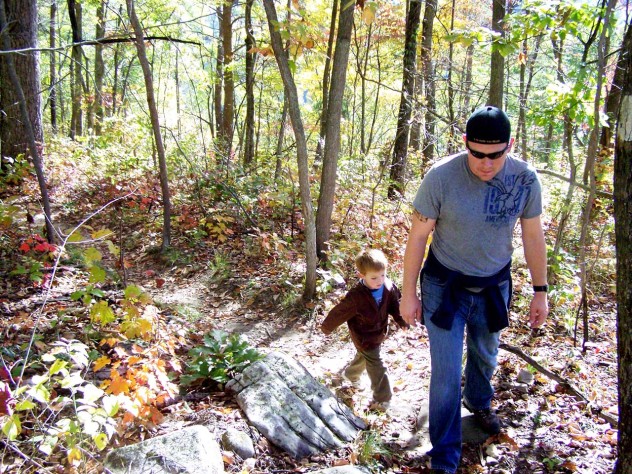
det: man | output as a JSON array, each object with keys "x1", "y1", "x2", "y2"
[{"x1": 400, "y1": 106, "x2": 548, "y2": 474}]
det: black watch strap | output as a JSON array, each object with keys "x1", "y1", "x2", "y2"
[{"x1": 533, "y1": 285, "x2": 548, "y2": 292}]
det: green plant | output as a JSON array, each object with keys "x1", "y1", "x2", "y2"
[
  {"x1": 353, "y1": 430, "x2": 391, "y2": 469},
  {"x1": 182, "y1": 330, "x2": 263, "y2": 386},
  {"x1": 1, "y1": 340, "x2": 119, "y2": 468},
  {"x1": 206, "y1": 250, "x2": 232, "y2": 284}
]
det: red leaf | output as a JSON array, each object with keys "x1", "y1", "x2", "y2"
[
  {"x1": 155, "y1": 278, "x2": 165, "y2": 289},
  {"x1": 19, "y1": 243, "x2": 30, "y2": 253},
  {"x1": 0, "y1": 381, "x2": 14, "y2": 416}
]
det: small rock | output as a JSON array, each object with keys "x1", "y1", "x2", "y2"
[
  {"x1": 486, "y1": 444, "x2": 500, "y2": 458},
  {"x1": 221, "y1": 428, "x2": 255, "y2": 460},
  {"x1": 514, "y1": 383, "x2": 529, "y2": 394},
  {"x1": 242, "y1": 458, "x2": 257, "y2": 471},
  {"x1": 486, "y1": 456, "x2": 499, "y2": 466},
  {"x1": 517, "y1": 368, "x2": 534, "y2": 384}
]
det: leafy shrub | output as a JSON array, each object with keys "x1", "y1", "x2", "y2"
[{"x1": 182, "y1": 330, "x2": 263, "y2": 386}]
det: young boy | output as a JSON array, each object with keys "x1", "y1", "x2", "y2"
[{"x1": 321, "y1": 249, "x2": 408, "y2": 409}]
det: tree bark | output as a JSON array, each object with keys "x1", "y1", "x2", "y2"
[
  {"x1": 94, "y1": 0, "x2": 106, "y2": 135},
  {"x1": 49, "y1": 0, "x2": 58, "y2": 134},
  {"x1": 0, "y1": 0, "x2": 42, "y2": 160},
  {"x1": 0, "y1": 0, "x2": 55, "y2": 243},
  {"x1": 126, "y1": 0, "x2": 171, "y2": 251},
  {"x1": 388, "y1": 0, "x2": 422, "y2": 199},
  {"x1": 315, "y1": 0, "x2": 338, "y2": 164},
  {"x1": 243, "y1": 0, "x2": 256, "y2": 168},
  {"x1": 263, "y1": 0, "x2": 317, "y2": 301},
  {"x1": 614, "y1": 17, "x2": 632, "y2": 474},
  {"x1": 68, "y1": 0, "x2": 83, "y2": 138},
  {"x1": 489, "y1": 0, "x2": 505, "y2": 108},
  {"x1": 315, "y1": 0, "x2": 355, "y2": 259},
  {"x1": 218, "y1": 0, "x2": 235, "y2": 163},
  {"x1": 420, "y1": 0, "x2": 437, "y2": 164}
]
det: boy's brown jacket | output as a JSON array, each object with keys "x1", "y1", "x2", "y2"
[{"x1": 321, "y1": 278, "x2": 408, "y2": 351}]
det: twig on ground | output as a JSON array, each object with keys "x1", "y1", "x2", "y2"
[{"x1": 499, "y1": 343, "x2": 618, "y2": 427}]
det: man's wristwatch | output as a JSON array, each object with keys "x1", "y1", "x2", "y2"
[{"x1": 533, "y1": 285, "x2": 548, "y2": 293}]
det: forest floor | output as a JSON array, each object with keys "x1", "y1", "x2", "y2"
[
  {"x1": 0, "y1": 173, "x2": 620, "y2": 473},
  {"x1": 134, "y1": 252, "x2": 619, "y2": 474}
]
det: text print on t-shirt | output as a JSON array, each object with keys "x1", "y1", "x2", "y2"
[{"x1": 483, "y1": 172, "x2": 535, "y2": 227}]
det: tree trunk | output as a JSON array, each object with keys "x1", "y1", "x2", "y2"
[
  {"x1": 94, "y1": 0, "x2": 106, "y2": 135},
  {"x1": 274, "y1": 96, "x2": 288, "y2": 183},
  {"x1": 614, "y1": 19, "x2": 632, "y2": 474},
  {"x1": 243, "y1": 0, "x2": 256, "y2": 168},
  {"x1": 218, "y1": 0, "x2": 235, "y2": 163},
  {"x1": 315, "y1": 0, "x2": 355, "y2": 259},
  {"x1": 600, "y1": 31, "x2": 626, "y2": 149},
  {"x1": 420, "y1": 0, "x2": 437, "y2": 164},
  {"x1": 489, "y1": 0, "x2": 505, "y2": 108},
  {"x1": 263, "y1": 0, "x2": 317, "y2": 301},
  {"x1": 315, "y1": 0, "x2": 338, "y2": 164},
  {"x1": 214, "y1": 39, "x2": 223, "y2": 140},
  {"x1": 0, "y1": 0, "x2": 55, "y2": 243},
  {"x1": 388, "y1": 0, "x2": 422, "y2": 199},
  {"x1": 0, "y1": 0, "x2": 42, "y2": 160},
  {"x1": 49, "y1": 0, "x2": 58, "y2": 134},
  {"x1": 68, "y1": 0, "x2": 83, "y2": 138},
  {"x1": 126, "y1": 0, "x2": 171, "y2": 251},
  {"x1": 576, "y1": 0, "x2": 616, "y2": 349},
  {"x1": 446, "y1": 0, "x2": 457, "y2": 154}
]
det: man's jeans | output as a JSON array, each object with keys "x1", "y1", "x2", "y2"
[{"x1": 422, "y1": 273, "x2": 510, "y2": 473}]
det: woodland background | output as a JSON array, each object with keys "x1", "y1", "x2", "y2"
[{"x1": 0, "y1": 0, "x2": 631, "y2": 472}]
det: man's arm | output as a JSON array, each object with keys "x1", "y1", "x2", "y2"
[
  {"x1": 401, "y1": 209, "x2": 436, "y2": 326},
  {"x1": 520, "y1": 215, "x2": 549, "y2": 328}
]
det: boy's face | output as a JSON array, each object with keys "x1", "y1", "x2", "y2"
[{"x1": 360, "y1": 269, "x2": 386, "y2": 290}]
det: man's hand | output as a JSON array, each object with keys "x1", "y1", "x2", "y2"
[
  {"x1": 400, "y1": 293, "x2": 422, "y2": 326},
  {"x1": 529, "y1": 292, "x2": 549, "y2": 328}
]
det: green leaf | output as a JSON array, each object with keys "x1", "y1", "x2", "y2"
[
  {"x1": 84, "y1": 247, "x2": 103, "y2": 263},
  {"x1": 124, "y1": 284, "x2": 143, "y2": 299},
  {"x1": 89, "y1": 265, "x2": 107, "y2": 284},
  {"x1": 90, "y1": 301, "x2": 116, "y2": 325},
  {"x1": 93, "y1": 432, "x2": 108, "y2": 451},
  {"x1": 102, "y1": 395, "x2": 120, "y2": 417},
  {"x1": 49, "y1": 358, "x2": 68, "y2": 376},
  {"x1": 79, "y1": 383, "x2": 104, "y2": 404},
  {"x1": 14, "y1": 400, "x2": 36, "y2": 411},
  {"x1": 38, "y1": 435, "x2": 58, "y2": 455},
  {"x1": 2, "y1": 415, "x2": 22, "y2": 440}
]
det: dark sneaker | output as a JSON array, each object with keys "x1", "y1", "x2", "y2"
[{"x1": 463, "y1": 400, "x2": 502, "y2": 434}]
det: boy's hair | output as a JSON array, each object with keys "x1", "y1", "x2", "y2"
[{"x1": 355, "y1": 249, "x2": 388, "y2": 274}]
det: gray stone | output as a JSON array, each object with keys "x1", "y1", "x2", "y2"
[
  {"x1": 416, "y1": 401, "x2": 492, "y2": 445},
  {"x1": 226, "y1": 352, "x2": 366, "y2": 459},
  {"x1": 311, "y1": 467, "x2": 372, "y2": 473},
  {"x1": 104, "y1": 425, "x2": 224, "y2": 474},
  {"x1": 221, "y1": 428, "x2": 255, "y2": 459},
  {"x1": 517, "y1": 368, "x2": 534, "y2": 384}
]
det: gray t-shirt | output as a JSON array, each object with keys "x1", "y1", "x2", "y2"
[{"x1": 413, "y1": 151, "x2": 542, "y2": 277}]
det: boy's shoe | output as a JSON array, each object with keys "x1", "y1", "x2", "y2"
[
  {"x1": 369, "y1": 400, "x2": 390, "y2": 412},
  {"x1": 343, "y1": 374, "x2": 361, "y2": 389},
  {"x1": 463, "y1": 400, "x2": 502, "y2": 434}
]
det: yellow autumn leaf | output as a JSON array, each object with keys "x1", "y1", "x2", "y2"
[
  {"x1": 67, "y1": 447, "x2": 82, "y2": 465},
  {"x1": 362, "y1": 5, "x2": 375, "y2": 25},
  {"x1": 93, "y1": 355, "x2": 111, "y2": 372}
]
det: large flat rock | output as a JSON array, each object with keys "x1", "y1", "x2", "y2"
[
  {"x1": 226, "y1": 351, "x2": 366, "y2": 459},
  {"x1": 104, "y1": 425, "x2": 224, "y2": 474}
]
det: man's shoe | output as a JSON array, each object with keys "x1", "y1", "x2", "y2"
[{"x1": 463, "y1": 400, "x2": 502, "y2": 434}]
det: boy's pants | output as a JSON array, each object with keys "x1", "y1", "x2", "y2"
[{"x1": 344, "y1": 346, "x2": 392, "y2": 403}]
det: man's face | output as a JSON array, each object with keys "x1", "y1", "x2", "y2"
[
  {"x1": 464, "y1": 135, "x2": 514, "y2": 182},
  {"x1": 360, "y1": 269, "x2": 385, "y2": 290}
]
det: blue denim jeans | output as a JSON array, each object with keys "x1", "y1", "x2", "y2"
[{"x1": 422, "y1": 273, "x2": 510, "y2": 473}]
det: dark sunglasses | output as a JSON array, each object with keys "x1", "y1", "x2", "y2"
[{"x1": 466, "y1": 143, "x2": 510, "y2": 160}]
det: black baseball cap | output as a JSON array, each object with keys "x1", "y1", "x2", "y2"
[{"x1": 466, "y1": 106, "x2": 511, "y2": 144}]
